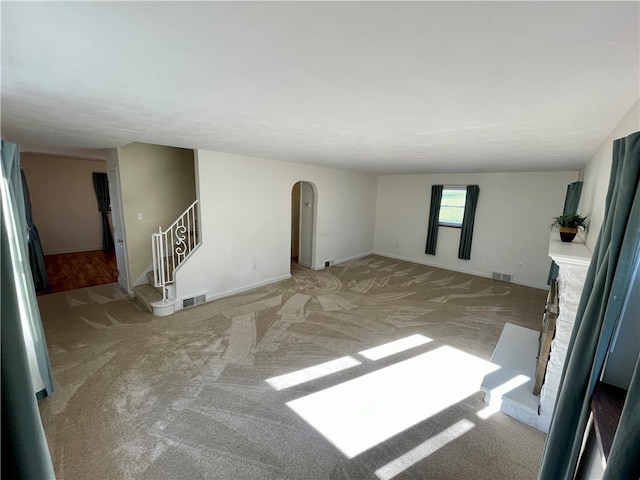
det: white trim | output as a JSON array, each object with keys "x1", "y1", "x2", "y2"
[
  {"x1": 311, "y1": 251, "x2": 373, "y2": 270},
  {"x1": 373, "y1": 251, "x2": 548, "y2": 290},
  {"x1": 439, "y1": 186, "x2": 467, "y2": 227},
  {"x1": 133, "y1": 263, "x2": 154, "y2": 287},
  {"x1": 206, "y1": 274, "x2": 292, "y2": 301},
  {"x1": 548, "y1": 237, "x2": 592, "y2": 267},
  {"x1": 43, "y1": 246, "x2": 105, "y2": 255}
]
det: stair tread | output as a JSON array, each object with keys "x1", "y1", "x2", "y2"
[
  {"x1": 133, "y1": 284, "x2": 163, "y2": 313},
  {"x1": 146, "y1": 271, "x2": 167, "y2": 295}
]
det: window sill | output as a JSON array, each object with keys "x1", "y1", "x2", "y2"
[
  {"x1": 591, "y1": 381, "x2": 627, "y2": 461},
  {"x1": 439, "y1": 223, "x2": 462, "y2": 229}
]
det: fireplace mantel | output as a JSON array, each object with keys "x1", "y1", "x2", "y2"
[{"x1": 548, "y1": 237, "x2": 592, "y2": 267}]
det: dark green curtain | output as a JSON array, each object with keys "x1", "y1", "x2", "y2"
[
  {"x1": 425, "y1": 184, "x2": 443, "y2": 255},
  {"x1": 563, "y1": 181, "x2": 583, "y2": 215},
  {"x1": 538, "y1": 131, "x2": 640, "y2": 479},
  {"x1": 1, "y1": 140, "x2": 54, "y2": 398},
  {"x1": 457, "y1": 185, "x2": 479, "y2": 260},
  {"x1": 92, "y1": 172, "x2": 114, "y2": 250},
  {"x1": 1, "y1": 140, "x2": 55, "y2": 478},
  {"x1": 21, "y1": 169, "x2": 49, "y2": 290},
  {"x1": 547, "y1": 181, "x2": 584, "y2": 284}
]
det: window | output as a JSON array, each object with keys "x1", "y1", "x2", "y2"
[
  {"x1": 426, "y1": 184, "x2": 479, "y2": 259},
  {"x1": 438, "y1": 187, "x2": 467, "y2": 227}
]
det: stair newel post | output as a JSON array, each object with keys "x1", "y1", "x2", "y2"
[
  {"x1": 147, "y1": 200, "x2": 200, "y2": 315},
  {"x1": 158, "y1": 226, "x2": 167, "y2": 303}
]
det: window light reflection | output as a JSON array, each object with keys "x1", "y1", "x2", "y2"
[
  {"x1": 266, "y1": 356, "x2": 361, "y2": 391},
  {"x1": 375, "y1": 419, "x2": 476, "y2": 480},
  {"x1": 358, "y1": 334, "x2": 432, "y2": 361},
  {"x1": 287, "y1": 345, "x2": 499, "y2": 458}
]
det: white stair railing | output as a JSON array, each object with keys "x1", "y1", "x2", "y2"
[{"x1": 152, "y1": 200, "x2": 199, "y2": 303}]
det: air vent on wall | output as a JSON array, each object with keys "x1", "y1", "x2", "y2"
[
  {"x1": 492, "y1": 272, "x2": 512, "y2": 283},
  {"x1": 183, "y1": 294, "x2": 206, "y2": 309}
]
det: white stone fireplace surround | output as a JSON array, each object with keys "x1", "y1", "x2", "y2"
[{"x1": 481, "y1": 237, "x2": 592, "y2": 432}]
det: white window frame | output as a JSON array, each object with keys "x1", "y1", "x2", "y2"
[{"x1": 438, "y1": 186, "x2": 467, "y2": 228}]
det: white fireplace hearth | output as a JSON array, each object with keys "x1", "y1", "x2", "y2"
[{"x1": 480, "y1": 237, "x2": 592, "y2": 432}]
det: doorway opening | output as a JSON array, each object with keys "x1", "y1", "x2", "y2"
[{"x1": 291, "y1": 181, "x2": 316, "y2": 271}]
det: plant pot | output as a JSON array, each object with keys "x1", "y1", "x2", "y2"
[{"x1": 559, "y1": 227, "x2": 578, "y2": 243}]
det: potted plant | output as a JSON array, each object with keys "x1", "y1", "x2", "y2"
[{"x1": 549, "y1": 213, "x2": 590, "y2": 243}]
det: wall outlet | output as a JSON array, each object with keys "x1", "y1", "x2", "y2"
[
  {"x1": 325, "y1": 260, "x2": 331, "y2": 267},
  {"x1": 137, "y1": 212, "x2": 144, "y2": 221}
]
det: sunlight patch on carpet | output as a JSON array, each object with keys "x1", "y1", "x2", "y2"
[
  {"x1": 358, "y1": 334, "x2": 432, "y2": 361},
  {"x1": 266, "y1": 356, "x2": 362, "y2": 391},
  {"x1": 286, "y1": 345, "x2": 499, "y2": 458},
  {"x1": 374, "y1": 419, "x2": 476, "y2": 480}
]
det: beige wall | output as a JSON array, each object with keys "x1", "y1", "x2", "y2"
[
  {"x1": 373, "y1": 170, "x2": 579, "y2": 289},
  {"x1": 21, "y1": 153, "x2": 107, "y2": 254},
  {"x1": 176, "y1": 149, "x2": 378, "y2": 302},
  {"x1": 117, "y1": 143, "x2": 196, "y2": 285}
]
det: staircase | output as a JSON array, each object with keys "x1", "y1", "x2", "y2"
[{"x1": 133, "y1": 200, "x2": 200, "y2": 316}]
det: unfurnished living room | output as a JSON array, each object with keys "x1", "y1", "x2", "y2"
[{"x1": 1, "y1": 2, "x2": 639, "y2": 480}]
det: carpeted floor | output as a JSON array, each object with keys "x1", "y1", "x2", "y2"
[{"x1": 37, "y1": 255, "x2": 547, "y2": 479}]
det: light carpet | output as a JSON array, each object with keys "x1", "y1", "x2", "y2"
[{"x1": 37, "y1": 255, "x2": 546, "y2": 479}]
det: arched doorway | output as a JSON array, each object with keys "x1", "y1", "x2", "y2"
[{"x1": 291, "y1": 181, "x2": 316, "y2": 269}]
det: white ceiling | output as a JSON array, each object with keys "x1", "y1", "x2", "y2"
[{"x1": 2, "y1": 1, "x2": 639, "y2": 174}]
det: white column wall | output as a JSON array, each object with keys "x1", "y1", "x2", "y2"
[{"x1": 176, "y1": 150, "x2": 377, "y2": 302}]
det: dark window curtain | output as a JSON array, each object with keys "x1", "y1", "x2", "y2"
[
  {"x1": 547, "y1": 181, "x2": 584, "y2": 284},
  {"x1": 1, "y1": 140, "x2": 54, "y2": 397},
  {"x1": 563, "y1": 181, "x2": 583, "y2": 215},
  {"x1": 1, "y1": 140, "x2": 55, "y2": 478},
  {"x1": 92, "y1": 172, "x2": 114, "y2": 251},
  {"x1": 457, "y1": 185, "x2": 479, "y2": 260},
  {"x1": 21, "y1": 169, "x2": 49, "y2": 290},
  {"x1": 425, "y1": 185, "x2": 443, "y2": 255},
  {"x1": 538, "y1": 131, "x2": 640, "y2": 480}
]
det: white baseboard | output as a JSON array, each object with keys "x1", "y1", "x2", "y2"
[
  {"x1": 372, "y1": 251, "x2": 547, "y2": 291},
  {"x1": 206, "y1": 273, "x2": 292, "y2": 302},
  {"x1": 312, "y1": 251, "x2": 373, "y2": 270},
  {"x1": 44, "y1": 246, "x2": 105, "y2": 255}
]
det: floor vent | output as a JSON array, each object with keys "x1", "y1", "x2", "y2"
[
  {"x1": 492, "y1": 272, "x2": 513, "y2": 283},
  {"x1": 183, "y1": 294, "x2": 206, "y2": 309}
]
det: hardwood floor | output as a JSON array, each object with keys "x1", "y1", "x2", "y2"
[{"x1": 38, "y1": 250, "x2": 118, "y2": 295}]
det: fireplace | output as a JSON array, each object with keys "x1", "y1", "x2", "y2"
[{"x1": 480, "y1": 237, "x2": 591, "y2": 432}]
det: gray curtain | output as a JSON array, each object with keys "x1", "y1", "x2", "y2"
[
  {"x1": 92, "y1": 172, "x2": 114, "y2": 251},
  {"x1": 425, "y1": 184, "x2": 443, "y2": 255},
  {"x1": 21, "y1": 168, "x2": 49, "y2": 290},
  {"x1": 457, "y1": 185, "x2": 479, "y2": 260},
  {"x1": 547, "y1": 181, "x2": 584, "y2": 284},
  {"x1": 1, "y1": 140, "x2": 55, "y2": 478},
  {"x1": 538, "y1": 131, "x2": 640, "y2": 479}
]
